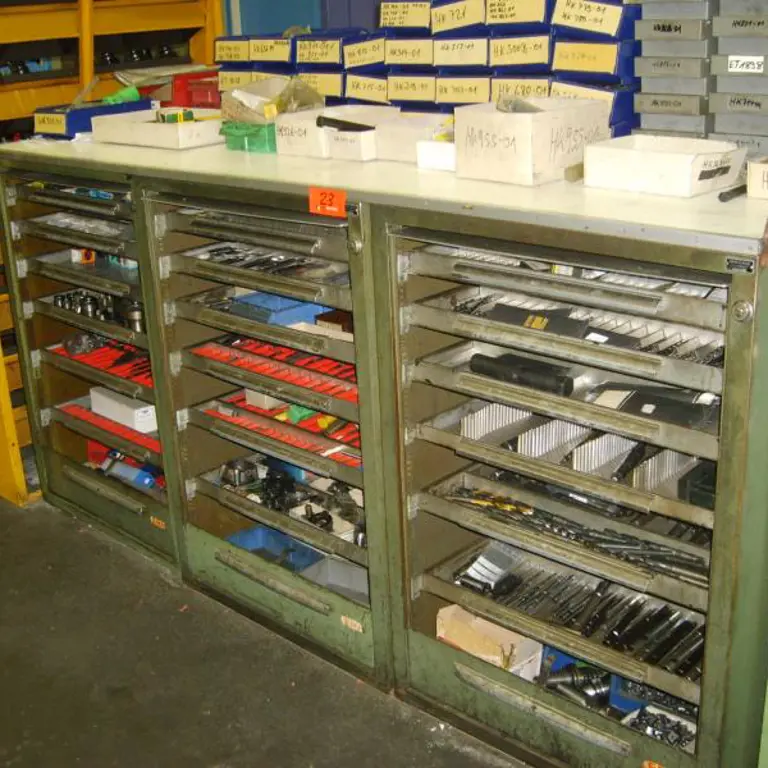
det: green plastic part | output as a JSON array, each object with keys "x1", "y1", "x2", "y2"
[{"x1": 221, "y1": 121, "x2": 277, "y2": 154}]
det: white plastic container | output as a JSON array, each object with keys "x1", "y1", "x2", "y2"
[
  {"x1": 90, "y1": 387, "x2": 157, "y2": 433},
  {"x1": 376, "y1": 113, "x2": 450, "y2": 163},
  {"x1": 584, "y1": 134, "x2": 747, "y2": 197},
  {"x1": 91, "y1": 109, "x2": 223, "y2": 150}
]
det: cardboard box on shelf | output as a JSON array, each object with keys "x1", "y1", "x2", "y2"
[
  {"x1": 90, "y1": 387, "x2": 157, "y2": 434},
  {"x1": 585, "y1": 135, "x2": 747, "y2": 197},
  {"x1": 436, "y1": 604, "x2": 543, "y2": 682},
  {"x1": 454, "y1": 98, "x2": 611, "y2": 186},
  {"x1": 377, "y1": 112, "x2": 451, "y2": 163},
  {"x1": 747, "y1": 156, "x2": 768, "y2": 198}
]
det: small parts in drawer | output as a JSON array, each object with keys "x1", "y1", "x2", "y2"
[
  {"x1": 54, "y1": 334, "x2": 153, "y2": 387},
  {"x1": 452, "y1": 544, "x2": 706, "y2": 681},
  {"x1": 541, "y1": 663, "x2": 611, "y2": 710},
  {"x1": 444, "y1": 484, "x2": 709, "y2": 585},
  {"x1": 469, "y1": 352, "x2": 574, "y2": 396},
  {"x1": 52, "y1": 289, "x2": 144, "y2": 333},
  {"x1": 184, "y1": 242, "x2": 348, "y2": 282},
  {"x1": 624, "y1": 706, "x2": 697, "y2": 751},
  {"x1": 191, "y1": 337, "x2": 358, "y2": 402},
  {"x1": 30, "y1": 212, "x2": 132, "y2": 240},
  {"x1": 97, "y1": 448, "x2": 165, "y2": 494}
]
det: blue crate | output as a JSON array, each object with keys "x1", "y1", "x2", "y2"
[
  {"x1": 34, "y1": 99, "x2": 153, "y2": 139},
  {"x1": 609, "y1": 675, "x2": 648, "y2": 714},
  {"x1": 227, "y1": 525, "x2": 324, "y2": 572},
  {"x1": 230, "y1": 292, "x2": 329, "y2": 327}
]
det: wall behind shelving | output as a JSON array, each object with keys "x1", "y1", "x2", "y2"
[{"x1": 230, "y1": 0, "x2": 376, "y2": 34}]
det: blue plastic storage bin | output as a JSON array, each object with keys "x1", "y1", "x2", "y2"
[
  {"x1": 230, "y1": 292, "x2": 329, "y2": 326},
  {"x1": 227, "y1": 525, "x2": 324, "y2": 572}
]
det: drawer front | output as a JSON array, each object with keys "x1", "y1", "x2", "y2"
[
  {"x1": 186, "y1": 525, "x2": 374, "y2": 670},
  {"x1": 46, "y1": 452, "x2": 173, "y2": 558},
  {"x1": 406, "y1": 631, "x2": 693, "y2": 768},
  {"x1": 5, "y1": 355, "x2": 22, "y2": 392},
  {"x1": 0, "y1": 298, "x2": 12, "y2": 333}
]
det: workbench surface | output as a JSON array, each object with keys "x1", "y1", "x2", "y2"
[{"x1": 2, "y1": 138, "x2": 767, "y2": 255}]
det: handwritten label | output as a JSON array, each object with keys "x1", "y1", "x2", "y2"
[
  {"x1": 699, "y1": 156, "x2": 732, "y2": 180},
  {"x1": 728, "y1": 94, "x2": 765, "y2": 112},
  {"x1": 34, "y1": 112, "x2": 67, "y2": 135},
  {"x1": 218, "y1": 71, "x2": 253, "y2": 90},
  {"x1": 652, "y1": 21, "x2": 682, "y2": 34},
  {"x1": 380, "y1": 1, "x2": 431, "y2": 27},
  {"x1": 297, "y1": 39, "x2": 341, "y2": 64},
  {"x1": 309, "y1": 187, "x2": 347, "y2": 218},
  {"x1": 432, "y1": 0, "x2": 486, "y2": 33},
  {"x1": 276, "y1": 123, "x2": 310, "y2": 143},
  {"x1": 436, "y1": 76, "x2": 491, "y2": 103},
  {"x1": 636, "y1": 95, "x2": 698, "y2": 114},
  {"x1": 728, "y1": 17, "x2": 768, "y2": 32},
  {"x1": 214, "y1": 40, "x2": 249, "y2": 62},
  {"x1": 645, "y1": 58, "x2": 682, "y2": 72},
  {"x1": 298, "y1": 72, "x2": 344, "y2": 98},
  {"x1": 550, "y1": 123, "x2": 606, "y2": 162},
  {"x1": 434, "y1": 38, "x2": 489, "y2": 66},
  {"x1": 344, "y1": 38, "x2": 386, "y2": 68},
  {"x1": 464, "y1": 125, "x2": 519, "y2": 158},
  {"x1": 486, "y1": 0, "x2": 547, "y2": 24},
  {"x1": 388, "y1": 75, "x2": 437, "y2": 101},
  {"x1": 252, "y1": 71, "x2": 283, "y2": 83},
  {"x1": 385, "y1": 39, "x2": 434, "y2": 65},
  {"x1": 553, "y1": 0, "x2": 622, "y2": 37},
  {"x1": 492, "y1": 78, "x2": 549, "y2": 101},
  {"x1": 551, "y1": 81, "x2": 613, "y2": 102},
  {"x1": 249, "y1": 38, "x2": 292, "y2": 62},
  {"x1": 346, "y1": 74, "x2": 390, "y2": 103},
  {"x1": 553, "y1": 41, "x2": 618, "y2": 73},
  {"x1": 728, "y1": 55, "x2": 765, "y2": 73},
  {"x1": 490, "y1": 35, "x2": 549, "y2": 66}
]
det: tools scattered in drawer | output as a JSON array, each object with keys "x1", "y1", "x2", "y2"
[
  {"x1": 201, "y1": 392, "x2": 362, "y2": 468},
  {"x1": 451, "y1": 542, "x2": 706, "y2": 682},
  {"x1": 50, "y1": 289, "x2": 145, "y2": 333},
  {"x1": 22, "y1": 212, "x2": 133, "y2": 241},
  {"x1": 190, "y1": 337, "x2": 358, "y2": 402},
  {"x1": 51, "y1": 334, "x2": 153, "y2": 387}
]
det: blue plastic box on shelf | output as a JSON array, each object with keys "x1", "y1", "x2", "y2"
[
  {"x1": 295, "y1": 28, "x2": 368, "y2": 70},
  {"x1": 551, "y1": 78, "x2": 637, "y2": 125},
  {"x1": 227, "y1": 525, "x2": 325, "y2": 572},
  {"x1": 344, "y1": 32, "x2": 389, "y2": 72},
  {"x1": 385, "y1": 37, "x2": 435, "y2": 67},
  {"x1": 34, "y1": 99, "x2": 153, "y2": 139},
  {"x1": 379, "y1": 0, "x2": 432, "y2": 33},
  {"x1": 552, "y1": 36, "x2": 638, "y2": 84},
  {"x1": 485, "y1": 0, "x2": 555, "y2": 34},
  {"x1": 490, "y1": 33, "x2": 552, "y2": 74},
  {"x1": 491, "y1": 74, "x2": 551, "y2": 100},
  {"x1": 552, "y1": 0, "x2": 640, "y2": 42},
  {"x1": 431, "y1": 0, "x2": 488, "y2": 37},
  {"x1": 230, "y1": 293, "x2": 330, "y2": 326}
]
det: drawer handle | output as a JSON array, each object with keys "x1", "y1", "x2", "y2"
[
  {"x1": 62, "y1": 465, "x2": 145, "y2": 515},
  {"x1": 25, "y1": 191, "x2": 123, "y2": 218},
  {"x1": 214, "y1": 550, "x2": 332, "y2": 615},
  {"x1": 453, "y1": 664, "x2": 631, "y2": 756}
]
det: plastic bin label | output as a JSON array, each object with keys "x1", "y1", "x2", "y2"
[
  {"x1": 728, "y1": 55, "x2": 765, "y2": 74},
  {"x1": 553, "y1": 0, "x2": 622, "y2": 37},
  {"x1": 553, "y1": 41, "x2": 618, "y2": 73},
  {"x1": 219, "y1": 71, "x2": 254, "y2": 91},
  {"x1": 641, "y1": 762, "x2": 664, "y2": 768},
  {"x1": 551, "y1": 81, "x2": 614, "y2": 102},
  {"x1": 341, "y1": 615, "x2": 365, "y2": 633},
  {"x1": 344, "y1": 38, "x2": 386, "y2": 68},
  {"x1": 388, "y1": 75, "x2": 437, "y2": 101},
  {"x1": 436, "y1": 76, "x2": 491, "y2": 103},
  {"x1": 490, "y1": 35, "x2": 549, "y2": 67},
  {"x1": 297, "y1": 39, "x2": 341, "y2": 65},
  {"x1": 492, "y1": 77, "x2": 550, "y2": 101},
  {"x1": 34, "y1": 113, "x2": 67, "y2": 135},
  {"x1": 215, "y1": 40, "x2": 250, "y2": 62},
  {"x1": 309, "y1": 188, "x2": 348, "y2": 219},
  {"x1": 385, "y1": 39, "x2": 434, "y2": 65},
  {"x1": 249, "y1": 38, "x2": 292, "y2": 63},
  {"x1": 297, "y1": 72, "x2": 344, "y2": 98},
  {"x1": 487, "y1": 0, "x2": 547, "y2": 24},
  {"x1": 432, "y1": 0, "x2": 486, "y2": 33},
  {"x1": 434, "y1": 38, "x2": 489, "y2": 67},
  {"x1": 380, "y1": 1, "x2": 431, "y2": 27},
  {"x1": 346, "y1": 75, "x2": 390, "y2": 103}
]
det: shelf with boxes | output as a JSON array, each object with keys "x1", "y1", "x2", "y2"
[
  {"x1": 0, "y1": 170, "x2": 172, "y2": 552},
  {"x1": 135, "y1": 181, "x2": 391, "y2": 678}
]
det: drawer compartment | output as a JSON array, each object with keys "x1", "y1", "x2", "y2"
[{"x1": 186, "y1": 524, "x2": 374, "y2": 669}]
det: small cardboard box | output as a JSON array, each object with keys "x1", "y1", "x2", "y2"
[
  {"x1": 436, "y1": 605, "x2": 543, "y2": 681},
  {"x1": 585, "y1": 134, "x2": 747, "y2": 197},
  {"x1": 91, "y1": 109, "x2": 223, "y2": 150},
  {"x1": 455, "y1": 98, "x2": 612, "y2": 186},
  {"x1": 747, "y1": 155, "x2": 768, "y2": 198},
  {"x1": 377, "y1": 113, "x2": 450, "y2": 163},
  {"x1": 90, "y1": 386, "x2": 157, "y2": 434},
  {"x1": 327, "y1": 105, "x2": 401, "y2": 162}
]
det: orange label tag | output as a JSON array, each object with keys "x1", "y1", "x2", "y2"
[
  {"x1": 309, "y1": 187, "x2": 347, "y2": 218},
  {"x1": 642, "y1": 762, "x2": 665, "y2": 768}
]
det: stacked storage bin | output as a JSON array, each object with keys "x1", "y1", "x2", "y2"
[
  {"x1": 710, "y1": 2, "x2": 768, "y2": 155},
  {"x1": 633, "y1": 2, "x2": 714, "y2": 137},
  {"x1": 550, "y1": 0, "x2": 641, "y2": 137},
  {"x1": 215, "y1": 35, "x2": 297, "y2": 93}
]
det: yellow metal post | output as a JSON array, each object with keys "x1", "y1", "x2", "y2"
[
  {"x1": 0, "y1": 334, "x2": 28, "y2": 507},
  {"x1": 79, "y1": 0, "x2": 95, "y2": 91}
]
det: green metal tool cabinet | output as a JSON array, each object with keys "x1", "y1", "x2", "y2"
[{"x1": 0, "y1": 142, "x2": 767, "y2": 768}]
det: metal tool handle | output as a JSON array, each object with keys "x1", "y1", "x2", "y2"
[
  {"x1": 214, "y1": 550, "x2": 332, "y2": 615},
  {"x1": 453, "y1": 664, "x2": 631, "y2": 756},
  {"x1": 63, "y1": 465, "x2": 145, "y2": 515}
]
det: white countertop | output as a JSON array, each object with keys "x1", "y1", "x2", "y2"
[{"x1": 1, "y1": 138, "x2": 767, "y2": 255}]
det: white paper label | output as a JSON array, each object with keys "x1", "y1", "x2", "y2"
[
  {"x1": 585, "y1": 331, "x2": 609, "y2": 344},
  {"x1": 728, "y1": 55, "x2": 765, "y2": 74}
]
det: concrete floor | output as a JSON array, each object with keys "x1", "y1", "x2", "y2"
[{"x1": 0, "y1": 502, "x2": 526, "y2": 768}]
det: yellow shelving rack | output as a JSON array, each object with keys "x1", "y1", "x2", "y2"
[{"x1": 0, "y1": 0, "x2": 222, "y2": 504}]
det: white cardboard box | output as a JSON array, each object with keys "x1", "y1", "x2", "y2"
[
  {"x1": 455, "y1": 98, "x2": 611, "y2": 186},
  {"x1": 326, "y1": 105, "x2": 400, "y2": 162},
  {"x1": 91, "y1": 109, "x2": 223, "y2": 150},
  {"x1": 90, "y1": 386, "x2": 157, "y2": 434},
  {"x1": 377, "y1": 113, "x2": 451, "y2": 164},
  {"x1": 747, "y1": 155, "x2": 768, "y2": 198},
  {"x1": 585, "y1": 135, "x2": 747, "y2": 197},
  {"x1": 417, "y1": 140, "x2": 457, "y2": 171}
]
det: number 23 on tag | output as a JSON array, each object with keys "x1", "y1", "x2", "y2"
[{"x1": 309, "y1": 187, "x2": 348, "y2": 218}]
